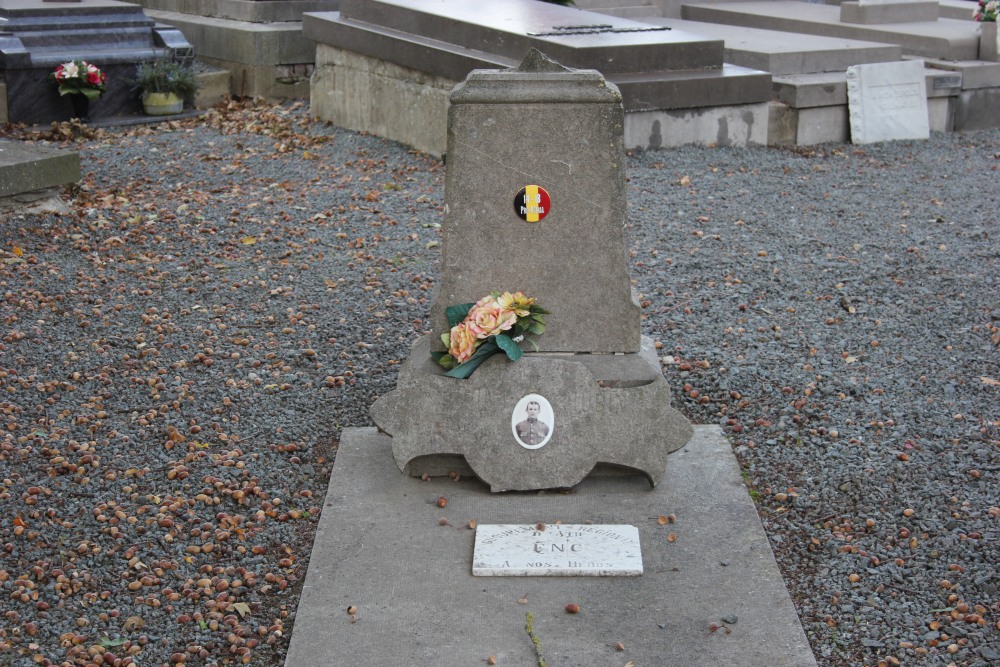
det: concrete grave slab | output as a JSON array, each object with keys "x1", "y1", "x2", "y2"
[
  {"x1": 640, "y1": 16, "x2": 901, "y2": 75},
  {"x1": 285, "y1": 426, "x2": 818, "y2": 667},
  {"x1": 0, "y1": 140, "x2": 79, "y2": 198},
  {"x1": 681, "y1": 1, "x2": 979, "y2": 61},
  {"x1": 304, "y1": 0, "x2": 771, "y2": 151},
  {"x1": 847, "y1": 59, "x2": 929, "y2": 143},
  {"x1": 840, "y1": 0, "x2": 940, "y2": 25}
]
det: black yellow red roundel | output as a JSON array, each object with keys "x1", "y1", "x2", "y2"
[{"x1": 514, "y1": 185, "x2": 550, "y2": 223}]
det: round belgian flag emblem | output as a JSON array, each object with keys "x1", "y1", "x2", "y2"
[{"x1": 514, "y1": 185, "x2": 550, "y2": 223}]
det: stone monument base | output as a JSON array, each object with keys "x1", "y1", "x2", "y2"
[
  {"x1": 370, "y1": 336, "x2": 693, "y2": 492},
  {"x1": 285, "y1": 426, "x2": 818, "y2": 666}
]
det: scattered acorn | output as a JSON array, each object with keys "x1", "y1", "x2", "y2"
[
  {"x1": 564, "y1": 603, "x2": 581, "y2": 614},
  {"x1": 436, "y1": 496, "x2": 447, "y2": 508}
]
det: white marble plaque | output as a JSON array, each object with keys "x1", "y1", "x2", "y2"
[
  {"x1": 472, "y1": 524, "x2": 642, "y2": 576},
  {"x1": 847, "y1": 60, "x2": 929, "y2": 145}
]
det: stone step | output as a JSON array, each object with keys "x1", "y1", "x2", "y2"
[
  {"x1": 681, "y1": 1, "x2": 980, "y2": 60},
  {"x1": 939, "y1": 0, "x2": 980, "y2": 20},
  {"x1": 639, "y1": 17, "x2": 901, "y2": 74}
]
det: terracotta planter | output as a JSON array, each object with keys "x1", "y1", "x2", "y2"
[
  {"x1": 980, "y1": 21, "x2": 1000, "y2": 61},
  {"x1": 142, "y1": 91, "x2": 183, "y2": 116}
]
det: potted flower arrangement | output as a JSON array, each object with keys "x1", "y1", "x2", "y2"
[
  {"x1": 134, "y1": 59, "x2": 199, "y2": 116},
  {"x1": 50, "y1": 60, "x2": 106, "y2": 122},
  {"x1": 975, "y1": 0, "x2": 1000, "y2": 60}
]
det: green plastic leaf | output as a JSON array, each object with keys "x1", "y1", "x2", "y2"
[
  {"x1": 531, "y1": 306, "x2": 551, "y2": 315},
  {"x1": 528, "y1": 321, "x2": 546, "y2": 335},
  {"x1": 446, "y1": 303, "x2": 475, "y2": 328},
  {"x1": 444, "y1": 340, "x2": 498, "y2": 379},
  {"x1": 495, "y1": 333, "x2": 523, "y2": 361},
  {"x1": 99, "y1": 638, "x2": 128, "y2": 648}
]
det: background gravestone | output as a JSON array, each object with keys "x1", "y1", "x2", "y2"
[
  {"x1": 371, "y1": 51, "x2": 692, "y2": 491},
  {"x1": 847, "y1": 59, "x2": 930, "y2": 144}
]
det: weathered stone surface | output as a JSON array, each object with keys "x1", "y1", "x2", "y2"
[
  {"x1": 840, "y1": 0, "x2": 939, "y2": 25},
  {"x1": 847, "y1": 59, "x2": 929, "y2": 144},
  {"x1": 370, "y1": 336, "x2": 693, "y2": 492},
  {"x1": 284, "y1": 426, "x2": 818, "y2": 666},
  {"x1": 430, "y1": 52, "x2": 640, "y2": 353},
  {"x1": 0, "y1": 140, "x2": 79, "y2": 198}
]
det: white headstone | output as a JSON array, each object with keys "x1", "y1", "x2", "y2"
[
  {"x1": 472, "y1": 524, "x2": 642, "y2": 576},
  {"x1": 846, "y1": 60, "x2": 929, "y2": 144}
]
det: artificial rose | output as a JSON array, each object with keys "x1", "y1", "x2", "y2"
[
  {"x1": 466, "y1": 296, "x2": 517, "y2": 339},
  {"x1": 497, "y1": 291, "x2": 535, "y2": 318},
  {"x1": 448, "y1": 322, "x2": 479, "y2": 363}
]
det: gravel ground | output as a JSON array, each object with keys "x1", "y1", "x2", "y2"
[{"x1": 0, "y1": 101, "x2": 996, "y2": 667}]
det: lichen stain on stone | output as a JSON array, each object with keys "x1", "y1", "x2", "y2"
[{"x1": 716, "y1": 116, "x2": 731, "y2": 147}]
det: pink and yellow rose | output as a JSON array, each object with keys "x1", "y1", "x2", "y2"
[
  {"x1": 447, "y1": 322, "x2": 480, "y2": 363},
  {"x1": 466, "y1": 295, "x2": 517, "y2": 339},
  {"x1": 497, "y1": 291, "x2": 535, "y2": 318}
]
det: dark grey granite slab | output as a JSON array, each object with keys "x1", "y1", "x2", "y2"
[{"x1": 127, "y1": 0, "x2": 339, "y2": 23}]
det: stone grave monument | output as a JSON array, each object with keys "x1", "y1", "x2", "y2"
[
  {"x1": 286, "y1": 49, "x2": 817, "y2": 667},
  {"x1": 369, "y1": 49, "x2": 693, "y2": 492}
]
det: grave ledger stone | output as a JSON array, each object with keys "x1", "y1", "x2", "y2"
[{"x1": 370, "y1": 50, "x2": 693, "y2": 492}]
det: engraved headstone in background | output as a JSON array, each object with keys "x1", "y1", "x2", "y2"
[{"x1": 847, "y1": 60, "x2": 929, "y2": 144}]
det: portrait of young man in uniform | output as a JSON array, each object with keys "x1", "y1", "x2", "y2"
[{"x1": 514, "y1": 400, "x2": 550, "y2": 447}]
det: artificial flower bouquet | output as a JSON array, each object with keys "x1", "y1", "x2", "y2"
[
  {"x1": 974, "y1": 0, "x2": 998, "y2": 21},
  {"x1": 433, "y1": 291, "x2": 548, "y2": 379},
  {"x1": 50, "y1": 60, "x2": 107, "y2": 100}
]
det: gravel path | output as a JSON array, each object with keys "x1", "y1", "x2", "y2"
[{"x1": 0, "y1": 102, "x2": 996, "y2": 667}]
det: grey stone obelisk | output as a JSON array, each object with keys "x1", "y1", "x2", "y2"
[{"x1": 370, "y1": 50, "x2": 692, "y2": 491}]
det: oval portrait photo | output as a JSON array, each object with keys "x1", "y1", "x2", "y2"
[{"x1": 511, "y1": 394, "x2": 554, "y2": 450}]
